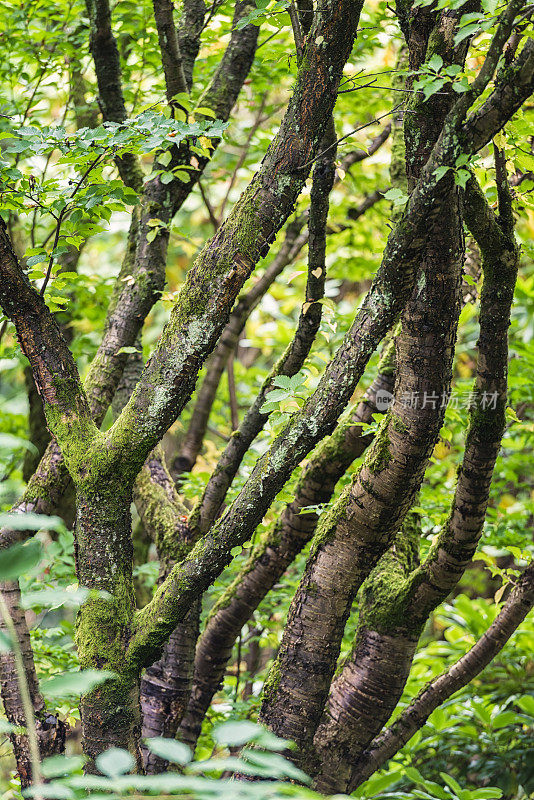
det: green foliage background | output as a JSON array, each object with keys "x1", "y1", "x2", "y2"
[{"x1": 0, "y1": 0, "x2": 533, "y2": 796}]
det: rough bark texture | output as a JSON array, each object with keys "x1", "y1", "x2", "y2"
[
  {"x1": 135, "y1": 448, "x2": 198, "y2": 773},
  {"x1": 0, "y1": 9, "x2": 260, "y2": 774},
  {"x1": 258, "y1": 43, "x2": 464, "y2": 751},
  {"x1": 0, "y1": 581, "x2": 66, "y2": 788},
  {"x1": 312, "y1": 148, "x2": 519, "y2": 794},
  {"x1": 193, "y1": 121, "x2": 337, "y2": 535},
  {"x1": 105, "y1": 0, "x2": 364, "y2": 480},
  {"x1": 152, "y1": 0, "x2": 188, "y2": 101},
  {"x1": 74, "y1": 490, "x2": 140, "y2": 769},
  {"x1": 179, "y1": 369, "x2": 394, "y2": 749},
  {"x1": 85, "y1": 0, "x2": 144, "y2": 190},
  {"x1": 177, "y1": 0, "x2": 206, "y2": 90},
  {"x1": 174, "y1": 215, "x2": 309, "y2": 476},
  {"x1": 350, "y1": 561, "x2": 534, "y2": 790},
  {"x1": 259, "y1": 195, "x2": 462, "y2": 760},
  {"x1": 312, "y1": 515, "x2": 421, "y2": 792}
]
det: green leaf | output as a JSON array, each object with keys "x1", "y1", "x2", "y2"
[
  {"x1": 491, "y1": 710, "x2": 518, "y2": 729},
  {"x1": 41, "y1": 669, "x2": 116, "y2": 698},
  {"x1": 265, "y1": 388, "x2": 290, "y2": 402},
  {"x1": 454, "y1": 168, "x2": 471, "y2": 189},
  {"x1": 440, "y1": 772, "x2": 463, "y2": 794},
  {"x1": 23, "y1": 783, "x2": 74, "y2": 798},
  {"x1": 0, "y1": 512, "x2": 65, "y2": 532},
  {"x1": 0, "y1": 434, "x2": 38, "y2": 457},
  {"x1": 158, "y1": 149, "x2": 172, "y2": 167},
  {"x1": 384, "y1": 187, "x2": 408, "y2": 204},
  {"x1": 0, "y1": 540, "x2": 43, "y2": 581},
  {"x1": 21, "y1": 586, "x2": 110, "y2": 609},
  {"x1": 454, "y1": 22, "x2": 481, "y2": 44},
  {"x1": 0, "y1": 717, "x2": 21, "y2": 733},
  {"x1": 213, "y1": 719, "x2": 265, "y2": 747},
  {"x1": 160, "y1": 171, "x2": 174, "y2": 184},
  {"x1": 272, "y1": 375, "x2": 293, "y2": 390},
  {"x1": 434, "y1": 165, "x2": 451, "y2": 181},
  {"x1": 242, "y1": 749, "x2": 311, "y2": 784},
  {"x1": 517, "y1": 695, "x2": 534, "y2": 715},
  {"x1": 195, "y1": 106, "x2": 216, "y2": 118},
  {"x1": 422, "y1": 77, "x2": 446, "y2": 101},
  {"x1": 96, "y1": 747, "x2": 135, "y2": 778},
  {"x1": 41, "y1": 755, "x2": 86, "y2": 778},
  {"x1": 116, "y1": 346, "x2": 140, "y2": 355},
  {"x1": 26, "y1": 253, "x2": 49, "y2": 267},
  {"x1": 428, "y1": 53, "x2": 444, "y2": 72},
  {"x1": 145, "y1": 737, "x2": 192, "y2": 765}
]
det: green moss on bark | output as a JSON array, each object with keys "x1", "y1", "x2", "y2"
[{"x1": 359, "y1": 510, "x2": 422, "y2": 635}]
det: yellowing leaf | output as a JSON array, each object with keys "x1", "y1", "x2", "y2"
[
  {"x1": 494, "y1": 584, "x2": 506, "y2": 603},
  {"x1": 433, "y1": 442, "x2": 449, "y2": 460}
]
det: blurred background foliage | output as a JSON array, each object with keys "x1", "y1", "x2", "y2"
[{"x1": 0, "y1": 0, "x2": 533, "y2": 796}]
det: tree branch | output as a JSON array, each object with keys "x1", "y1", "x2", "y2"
[
  {"x1": 349, "y1": 562, "x2": 534, "y2": 789},
  {"x1": 0, "y1": 220, "x2": 97, "y2": 479},
  {"x1": 152, "y1": 0, "x2": 188, "y2": 102},
  {"x1": 179, "y1": 365, "x2": 394, "y2": 750}
]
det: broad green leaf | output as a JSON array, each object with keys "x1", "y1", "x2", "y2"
[
  {"x1": 213, "y1": 719, "x2": 263, "y2": 746},
  {"x1": 23, "y1": 783, "x2": 74, "y2": 799},
  {"x1": 41, "y1": 669, "x2": 116, "y2": 698},
  {"x1": 0, "y1": 717, "x2": 22, "y2": 733},
  {"x1": 517, "y1": 695, "x2": 534, "y2": 715},
  {"x1": 41, "y1": 755, "x2": 86, "y2": 778},
  {"x1": 0, "y1": 512, "x2": 65, "y2": 532},
  {"x1": 158, "y1": 149, "x2": 172, "y2": 167},
  {"x1": 145, "y1": 736, "x2": 192, "y2": 764},
  {"x1": 428, "y1": 53, "x2": 444, "y2": 71},
  {"x1": 0, "y1": 539, "x2": 43, "y2": 581},
  {"x1": 21, "y1": 586, "x2": 111, "y2": 609},
  {"x1": 96, "y1": 747, "x2": 135, "y2": 778},
  {"x1": 242, "y1": 749, "x2": 311, "y2": 784},
  {"x1": 0, "y1": 433, "x2": 38, "y2": 454}
]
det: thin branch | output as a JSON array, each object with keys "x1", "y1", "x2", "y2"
[
  {"x1": 288, "y1": 0, "x2": 305, "y2": 59},
  {"x1": 218, "y1": 92, "x2": 268, "y2": 220},
  {"x1": 349, "y1": 562, "x2": 534, "y2": 789},
  {"x1": 198, "y1": 180, "x2": 220, "y2": 232},
  {"x1": 296, "y1": 105, "x2": 403, "y2": 171},
  {"x1": 227, "y1": 354, "x2": 239, "y2": 431},
  {"x1": 0, "y1": 591, "x2": 43, "y2": 796}
]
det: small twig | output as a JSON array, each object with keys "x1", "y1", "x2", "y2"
[
  {"x1": 257, "y1": 30, "x2": 281, "y2": 49},
  {"x1": 39, "y1": 149, "x2": 109, "y2": 296},
  {"x1": 207, "y1": 425, "x2": 231, "y2": 442},
  {"x1": 288, "y1": 0, "x2": 304, "y2": 59},
  {"x1": 227, "y1": 354, "x2": 239, "y2": 431},
  {"x1": 296, "y1": 105, "x2": 403, "y2": 171},
  {"x1": 0, "y1": 591, "x2": 44, "y2": 797},
  {"x1": 218, "y1": 93, "x2": 268, "y2": 220},
  {"x1": 198, "y1": 179, "x2": 220, "y2": 231}
]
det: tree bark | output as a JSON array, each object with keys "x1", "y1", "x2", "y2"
[
  {"x1": 349, "y1": 561, "x2": 534, "y2": 790},
  {"x1": 179, "y1": 368, "x2": 393, "y2": 749}
]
